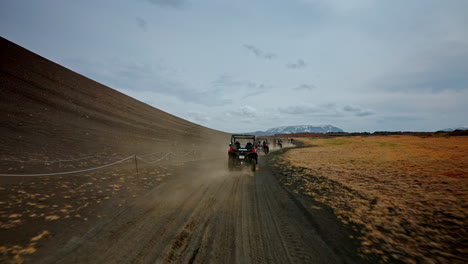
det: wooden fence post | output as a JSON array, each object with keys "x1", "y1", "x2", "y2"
[{"x1": 134, "y1": 155, "x2": 140, "y2": 182}]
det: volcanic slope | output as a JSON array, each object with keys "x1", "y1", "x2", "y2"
[{"x1": 0, "y1": 36, "x2": 227, "y2": 160}]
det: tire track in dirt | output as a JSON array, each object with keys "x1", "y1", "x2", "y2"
[
  {"x1": 102, "y1": 180, "x2": 223, "y2": 263},
  {"x1": 128, "y1": 185, "x2": 211, "y2": 263},
  {"x1": 253, "y1": 163, "x2": 342, "y2": 264},
  {"x1": 193, "y1": 172, "x2": 242, "y2": 263},
  {"x1": 32, "y1": 156, "x2": 362, "y2": 264},
  {"x1": 160, "y1": 181, "x2": 229, "y2": 263}
]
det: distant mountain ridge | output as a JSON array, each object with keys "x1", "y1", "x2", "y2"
[
  {"x1": 438, "y1": 126, "x2": 468, "y2": 132},
  {"x1": 245, "y1": 125, "x2": 344, "y2": 136}
]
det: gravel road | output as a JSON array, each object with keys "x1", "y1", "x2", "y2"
[{"x1": 35, "y1": 155, "x2": 359, "y2": 264}]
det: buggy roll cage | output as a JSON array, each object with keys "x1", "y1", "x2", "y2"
[{"x1": 230, "y1": 134, "x2": 256, "y2": 145}]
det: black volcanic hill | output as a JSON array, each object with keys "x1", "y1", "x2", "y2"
[{"x1": 0, "y1": 37, "x2": 227, "y2": 159}]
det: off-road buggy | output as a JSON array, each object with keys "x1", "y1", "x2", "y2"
[
  {"x1": 228, "y1": 134, "x2": 258, "y2": 172},
  {"x1": 256, "y1": 137, "x2": 270, "y2": 154},
  {"x1": 273, "y1": 138, "x2": 283, "y2": 149}
]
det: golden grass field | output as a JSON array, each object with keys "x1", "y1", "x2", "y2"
[{"x1": 277, "y1": 136, "x2": 467, "y2": 263}]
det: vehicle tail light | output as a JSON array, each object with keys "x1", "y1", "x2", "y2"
[
  {"x1": 251, "y1": 148, "x2": 256, "y2": 153},
  {"x1": 229, "y1": 147, "x2": 234, "y2": 153}
]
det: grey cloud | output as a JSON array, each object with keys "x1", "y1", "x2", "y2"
[
  {"x1": 286, "y1": 59, "x2": 307, "y2": 69},
  {"x1": 145, "y1": 0, "x2": 188, "y2": 8},
  {"x1": 227, "y1": 106, "x2": 258, "y2": 120},
  {"x1": 343, "y1": 105, "x2": 374, "y2": 117},
  {"x1": 212, "y1": 74, "x2": 254, "y2": 88},
  {"x1": 384, "y1": 70, "x2": 468, "y2": 93},
  {"x1": 243, "y1": 91, "x2": 262, "y2": 99},
  {"x1": 278, "y1": 103, "x2": 373, "y2": 118},
  {"x1": 379, "y1": 42, "x2": 468, "y2": 93},
  {"x1": 357, "y1": 111, "x2": 374, "y2": 117},
  {"x1": 293, "y1": 83, "x2": 315, "y2": 91},
  {"x1": 377, "y1": 116, "x2": 424, "y2": 123},
  {"x1": 263, "y1": 53, "x2": 276, "y2": 60},
  {"x1": 243, "y1": 44, "x2": 276, "y2": 60},
  {"x1": 62, "y1": 58, "x2": 153, "y2": 87},
  {"x1": 212, "y1": 74, "x2": 271, "y2": 99},
  {"x1": 62, "y1": 58, "x2": 231, "y2": 106},
  {"x1": 242, "y1": 83, "x2": 271, "y2": 99},
  {"x1": 136, "y1": 17, "x2": 147, "y2": 31},
  {"x1": 242, "y1": 88, "x2": 268, "y2": 99},
  {"x1": 176, "y1": 87, "x2": 232, "y2": 106},
  {"x1": 237, "y1": 106, "x2": 258, "y2": 118},
  {"x1": 278, "y1": 105, "x2": 323, "y2": 115}
]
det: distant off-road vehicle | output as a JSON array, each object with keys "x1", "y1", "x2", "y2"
[
  {"x1": 273, "y1": 138, "x2": 283, "y2": 148},
  {"x1": 228, "y1": 134, "x2": 258, "y2": 172},
  {"x1": 257, "y1": 137, "x2": 270, "y2": 154}
]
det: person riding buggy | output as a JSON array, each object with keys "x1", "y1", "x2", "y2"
[{"x1": 262, "y1": 140, "x2": 269, "y2": 154}]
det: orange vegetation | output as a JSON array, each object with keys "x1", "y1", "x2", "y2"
[{"x1": 278, "y1": 135, "x2": 467, "y2": 263}]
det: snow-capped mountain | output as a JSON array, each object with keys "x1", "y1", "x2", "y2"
[
  {"x1": 266, "y1": 125, "x2": 343, "y2": 134},
  {"x1": 245, "y1": 125, "x2": 344, "y2": 136},
  {"x1": 438, "y1": 126, "x2": 468, "y2": 132}
]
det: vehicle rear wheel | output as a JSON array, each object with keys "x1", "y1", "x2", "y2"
[{"x1": 228, "y1": 157, "x2": 234, "y2": 170}]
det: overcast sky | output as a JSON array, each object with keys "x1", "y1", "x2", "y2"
[{"x1": 1, "y1": 0, "x2": 467, "y2": 132}]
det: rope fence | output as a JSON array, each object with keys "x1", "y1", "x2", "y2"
[
  {"x1": 0, "y1": 150, "x2": 196, "y2": 177},
  {"x1": 0, "y1": 150, "x2": 166, "y2": 163},
  {"x1": 0, "y1": 155, "x2": 109, "y2": 163}
]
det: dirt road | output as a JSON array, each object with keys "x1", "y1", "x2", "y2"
[{"x1": 30, "y1": 153, "x2": 361, "y2": 264}]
